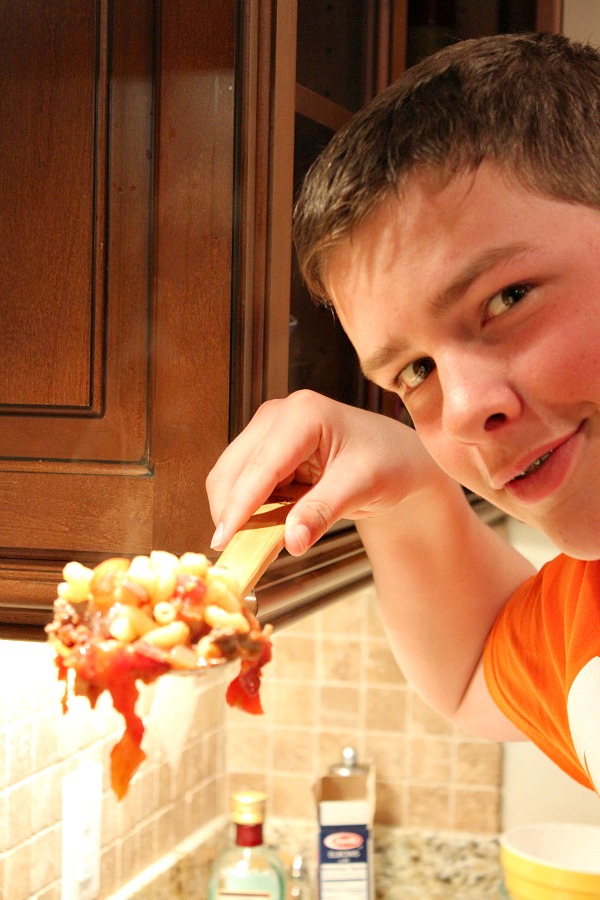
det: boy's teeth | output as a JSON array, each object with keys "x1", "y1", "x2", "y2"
[{"x1": 516, "y1": 450, "x2": 553, "y2": 479}]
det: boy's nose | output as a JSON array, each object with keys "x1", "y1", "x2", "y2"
[{"x1": 438, "y1": 351, "x2": 522, "y2": 442}]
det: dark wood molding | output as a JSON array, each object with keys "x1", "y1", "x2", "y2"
[{"x1": 536, "y1": 0, "x2": 562, "y2": 33}]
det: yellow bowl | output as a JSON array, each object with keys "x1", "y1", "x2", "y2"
[{"x1": 501, "y1": 823, "x2": 600, "y2": 899}]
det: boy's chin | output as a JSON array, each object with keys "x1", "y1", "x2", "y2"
[{"x1": 535, "y1": 523, "x2": 600, "y2": 562}]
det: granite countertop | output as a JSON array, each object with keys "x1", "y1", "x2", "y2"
[
  {"x1": 372, "y1": 828, "x2": 504, "y2": 898},
  {"x1": 111, "y1": 820, "x2": 505, "y2": 900},
  {"x1": 270, "y1": 822, "x2": 504, "y2": 899}
]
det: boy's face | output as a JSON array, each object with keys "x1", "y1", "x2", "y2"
[{"x1": 326, "y1": 162, "x2": 600, "y2": 558}]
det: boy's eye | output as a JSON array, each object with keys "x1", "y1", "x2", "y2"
[
  {"x1": 398, "y1": 357, "x2": 436, "y2": 391},
  {"x1": 487, "y1": 283, "x2": 531, "y2": 318}
]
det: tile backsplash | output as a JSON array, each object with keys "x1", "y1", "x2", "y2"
[
  {"x1": 227, "y1": 582, "x2": 500, "y2": 832},
  {"x1": 0, "y1": 641, "x2": 228, "y2": 900},
  {"x1": 0, "y1": 580, "x2": 500, "y2": 899}
]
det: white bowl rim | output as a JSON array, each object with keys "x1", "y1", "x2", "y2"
[{"x1": 501, "y1": 822, "x2": 600, "y2": 875}]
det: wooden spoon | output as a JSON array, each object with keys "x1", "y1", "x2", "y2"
[
  {"x1": 216, "y1": 482, "x2": 309, "y2": 597},
  {"x1": 171, "y1": 482, "x2": 309, "y2": 676}
]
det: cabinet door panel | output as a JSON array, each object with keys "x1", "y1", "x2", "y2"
[
  {"x1": 0, "y1": 0, "x2": 150, "y2": 462},
  {"x1": 0, "y1": 470, "x2": 152, "y2": 554},
  {"x1": 0, "y1": 0, "x2": 98, "y2": 409}
]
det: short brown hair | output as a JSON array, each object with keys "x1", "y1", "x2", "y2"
[{"x1": 293, "y1": 32, "x2": 600, "y2": 305}]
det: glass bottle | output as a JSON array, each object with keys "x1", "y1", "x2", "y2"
[
  {"x1": 288, "y1": 853, "x2": 311, "y2": 899},
  {"x1": 208, "y1": 790, "x2": 286, "y2": 899}
]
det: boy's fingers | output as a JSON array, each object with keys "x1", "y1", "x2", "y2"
[
  {"x1": 282, "y1": 463, "x2": 367, "y2": 555},
  {"x1": 207, "y1": 437, "x2": 326, "y2": 549},
  {"x1": 210, "y1": 451, "x2": 344, "y2": 555}
]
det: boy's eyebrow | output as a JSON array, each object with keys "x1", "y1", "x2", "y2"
[
  {"x1": 361, "y1": 242, "x2": 533, "y2": 380},
  {"x1": 361, "y1": 345, "x2": 405, "y2": 381},
  {"x1": 429, "y1": 242, "x2": 532, "y2": 314}
]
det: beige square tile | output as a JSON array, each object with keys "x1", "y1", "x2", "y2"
[
  {"x1": 271, "y1": 772, "x2": 316, "y2": 819},
  {"x1": 406, "y1": 785, "x2": 451, "y2": 829},
  {"x1": 269, "y1": 683, "x2": 317, "y2": 727},
  {"x1": 365, "y1": 686, "x2": 406, "y2": 732},
  {"x1": 0, "y1": 790, "x2": 7, "y2": 854},
  {"x1": 121, "y1": 831, "x2": 141, "y2": 882},
  {"x1": 197, "y1": 774, "x2": 225, "y2": 825},
  {"x1": 5, "y1": 781, "x2": 33, "y2": 847},
  {"x1": 7, "y1": 719, "x2": 33, "y2": 783},
  {"x1": 190, "y1": 678, "x2": 228, "y2": 736},
  {"x1": 210, "y1": 772, "x2": 228, "y2": 821},
  {"x1": 320, "y1": 637, "x2": 361, "y2": 682},
  {"x1": 102, "y1": 785, "x2": 123, "y2": 845},
  {"x1": 320, "y1": 686, "x2": 361, "y2": 729},
  {"x1": 408, "y1": 737, "x2": 452, "y2": 783},
  {"x1": 178, "y1": 739, "x2": 213, "y2": 793},
  {"x1": 273, "y1": 728, "x2": 315, "y2": 773},
  {"x1": 227, "y1": 723, "x2": 271, "y2": 772},
  {"x1": 453, "y1": 787, "x2": 500, "y2": 833},
  {"x1": 29, "y1": 825, "x2": 61, "y2": 895},
  {"x1": 33, "y1": 710, "x2": 61, "y2": 771},
  {"x1": 374, "y1": 780, "x2": 405, "y2": 826},
  {"x1": 408, "y1": 694, "x2": 453, "y2": 736},
  {"x1": 35, "y1": 884, "x2": 61, "y2": 900},
  {"x1": 100, "y1": 841, "x2": 120, "y2": 897},
  {"x1": 278, "y1": 612, "x2": 318, "y2": 636},
  {"x1": 227, "y1": 772, "x2": 268, "y2": 798},
  {"x1": 156, "y1": 759, "x2": 175, "y2": 808},
  {"x1": 119, "y1": 767, "x2": 148, "y2": 832},
  {"x1": 0, "y1": 728, "x2": 6, "y2": 791},
  {"x1": 366, "y1": 595, "x2": 387, "y2": 638},
  {"x1": 269, "y1": 634, "x2": 317, "y2": 680},
  {"x1": 138, "y1": 815, "x2": 159, "y2": 869},
  {"x1": 3, "y1": 839, "x2": 32, "y2": 900},
  {"x1": 154, "y1": 804, "x2": 179, "y2": 857},
  {"x1": 366, "y1": 640, "x2": 405, "y2": 684},
  {"x1": 365, "y1": 733, "x2": 405, "y2": 781},
  {"x1": 456, "y1": 740, "x2": 501, "y2": 787},
  {"x1": 29, "y1": 768, "x2": 62, "y2": 834},
  {"x1": 320, "y1": 593, "x2": 367, "y2": 636}
]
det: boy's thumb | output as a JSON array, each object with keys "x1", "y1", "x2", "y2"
[{"x1": 284, "y1": 493, "x2": 336, "y2": 556}]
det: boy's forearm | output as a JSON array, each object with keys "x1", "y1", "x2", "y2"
[{"x1": 356, "y1": 471, "x2": 535, "y2": 723}]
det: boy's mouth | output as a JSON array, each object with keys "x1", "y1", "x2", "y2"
[{"x1": 512, "y1": 450, "x2": 553, "y2": 481}]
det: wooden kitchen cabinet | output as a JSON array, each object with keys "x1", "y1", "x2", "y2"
[
  {"x1": 0, "y1": 0, "x2": 561, "y2": 635},
  {"x1": 0, "y1": 0, "x2": 237, "y2": 632},
  {"x1": 0, "y1": 0, "x2": 374, "y2": 635}
]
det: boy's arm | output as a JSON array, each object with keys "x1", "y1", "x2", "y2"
[
  {"x1": 207, "y1": 391, "x2": 534, "y2": 740},
  {"x1": 356, "y1": 470, "x2": 534, "y2": 739}
]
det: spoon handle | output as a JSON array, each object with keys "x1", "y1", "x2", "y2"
[{"x1": 216, "y1": 482, "x2": 309, "y2": 597}]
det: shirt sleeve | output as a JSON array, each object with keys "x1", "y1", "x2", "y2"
[{"x1": 483, "y1": 554, "x2": 594, "y2": 790}]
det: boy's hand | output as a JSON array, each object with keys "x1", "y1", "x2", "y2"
[
  {"x1": 206, "y1": 390, "x2": 429, "y2": 555},
  {"x1": 207, "y1": 389, "x2": 534, "y2": 740}
]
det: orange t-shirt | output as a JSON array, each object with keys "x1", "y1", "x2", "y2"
[{"x1": 483, "y1": 554, "x2": 600, "y2": 792}]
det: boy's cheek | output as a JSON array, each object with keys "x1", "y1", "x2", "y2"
[{"x1": 414, "y1": 430, "x2": 472, "y2": 485}]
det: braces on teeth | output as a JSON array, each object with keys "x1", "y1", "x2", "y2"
[{"x1": 516, "y1": 450, "x2": 553, "y2": 479}]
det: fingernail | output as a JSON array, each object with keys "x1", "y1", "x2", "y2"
[
  {"x1": 210, "y1": 522, "x2": 224, "y2": 550},
  {"x1": 288, "y1": 522, "x2": 310, "y2": 555}
]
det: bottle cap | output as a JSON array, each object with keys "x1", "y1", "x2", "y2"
[{"x1": 231, "y1": 790, "x2": 267, "y2": 824}]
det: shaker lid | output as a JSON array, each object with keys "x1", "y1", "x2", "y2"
[{"x1": 328, "y1": 745, "x2": 368, "y2": 776}]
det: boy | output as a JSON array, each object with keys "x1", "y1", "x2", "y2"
[{"x1": 207, "y1": 33, "x2": 600, "y2": 793}]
